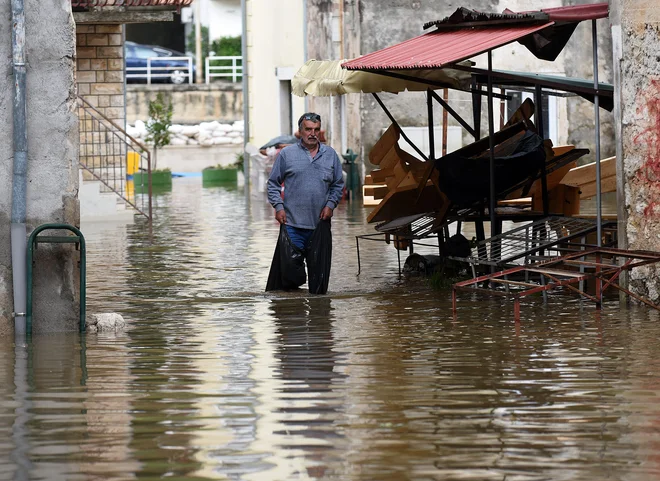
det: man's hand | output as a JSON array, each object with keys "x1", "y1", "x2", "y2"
[
  {"x1": 275, "y1": 210, "x2": 287, "y2": 224},
  {"x1": 320, "y1": 207, "x2": 333, "y2": 221}
]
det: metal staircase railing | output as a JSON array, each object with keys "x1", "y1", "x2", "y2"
[{"x1": 78, "y1": 96, "x2": 152, "y2": 220}]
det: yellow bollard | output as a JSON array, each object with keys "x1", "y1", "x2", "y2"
[{"x1": 126, "y1": 151, "x2": 140, "y2": 176}]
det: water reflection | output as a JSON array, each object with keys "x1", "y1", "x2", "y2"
[{"x1": 2, "y1": 179, "x2": 660, "y2": 480}]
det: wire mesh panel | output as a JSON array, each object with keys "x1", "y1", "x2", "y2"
[
  {"x1": 469, "y1": 216, "x2": 605, "y2": 267},
  {"x1": 78, "y1": 96, "x2": 152, "y2": 220}
]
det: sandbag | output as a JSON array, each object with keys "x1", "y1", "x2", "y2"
[
  {"x1": 266, "y1": 225, "x2": 306, "y2": 291},
  {"x1": 306, "y1": 220, "x2": 332, "y2": 295}
]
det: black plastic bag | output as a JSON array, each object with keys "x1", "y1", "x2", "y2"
[
  {"x1": 265, "y1": 220, "x2": 332, "y2": 294},
  {"x1": 306, "y1": 220, "x2": 332, "y2": 295},
  {"x1": 266, "y1": 225, "x2": 306, "y2": 291}
]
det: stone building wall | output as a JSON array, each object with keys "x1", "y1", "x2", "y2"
[
  {"x1": 306, "y1": 0, "x2": 615, "y2": 178},
  {"x1": 75, "y1": 24, "x2": 125, "y2": 126},
  {"x1": 611, "y1": 0, "x2": 660, "y2": 300},
  {"x1": 0, "y1": 0, "x2": 79, "y2": 334}
]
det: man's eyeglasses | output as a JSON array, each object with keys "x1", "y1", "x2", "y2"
[{"x1": 298, "y1": 113, "x2": 321, "y2": 127}]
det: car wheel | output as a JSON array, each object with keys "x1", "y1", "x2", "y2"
[{"x1": 170, "y1": 70, "x2": 187, "y2": 84}]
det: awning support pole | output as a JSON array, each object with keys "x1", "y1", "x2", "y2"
[
  {"x1": 442, "y1": 88, "x2": 449, "y2": 157},
  {"x1": 471, "y1": 77, "x2": 481, "y2": 141},
  {"x1": 592, "y1": 19, "x2": 602, "y2": 247},
  {"x1": 426, "y1": 89, "x2": 435, "y2": 159},
  {"x1": 534, "y1": 84, "x2": 549, "y2": 215},
  {"x1": 487, "y1": 51, "x2": 497, "y2": 240},
  {"x1": 372, "y1": 93, "x2": 428, "y2": 161},
  {"x1": 363, "y1": 69, "x2": 509, "y2": 100},
  {"x1": 429, "y1": 89, "x2": 476, "y2": 138}
]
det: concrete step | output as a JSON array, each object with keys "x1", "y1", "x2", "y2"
[{"x1": 79, "y1": 171, "x2": 136, "y2": 221}]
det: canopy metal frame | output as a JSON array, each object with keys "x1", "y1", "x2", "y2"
[{"x1": 354, "y1": 17, "x2": 606, "y2": 246}]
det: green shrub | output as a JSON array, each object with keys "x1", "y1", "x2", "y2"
[{"x1": 145, "y1": 93, "x2": 173, "y2": 170}]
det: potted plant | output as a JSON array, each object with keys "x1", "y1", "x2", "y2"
[
  {"x1": 202, "y1": 153, "x2": 243, "y2": 185},
  {"x1": 133, "y1": 167, "x2": 172, "y2": 190},
  {"x1": 145, "y1": 93, "x2": 173, "y2": 172}
]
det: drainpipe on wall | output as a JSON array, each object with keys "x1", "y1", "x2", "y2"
[
  {"x1": 241, "y1": 0, "x2": 250, "y2": 184},
  {"x1": 10, "y1": 0, "x2": 28, "y2": 337},
  {"x1": 302, "y1": 0, "x2": 308, "y2": 112}
]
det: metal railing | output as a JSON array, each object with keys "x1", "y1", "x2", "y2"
[
  {"x1": 126, "y1": 56, "x2": 193, "y2": 85},
  {"x1": 205, "y1": 56, "x2": 243, "y2": 83},
  {"x1": 78, "y1": 96, "x2": 152, "y2": 220}
]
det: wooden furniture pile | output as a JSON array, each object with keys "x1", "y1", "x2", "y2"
[{"x1": 363, "y1": 100, "x2": 615, "y2": 249}]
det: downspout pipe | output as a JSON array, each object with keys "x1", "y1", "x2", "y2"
[
  {"x1": 11, "y1": 0, "x2": 28, "y2": 337},
  {"x1": 241, "y1": 0, "x2": 249, "y2": 185}
]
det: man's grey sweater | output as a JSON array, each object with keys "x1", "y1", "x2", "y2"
[{"x1": 267, "y1": 141, "x2": 345, "y2": 229}]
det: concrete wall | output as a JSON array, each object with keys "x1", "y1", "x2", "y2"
[
  {"x1": 126, "y1": 84, "x2": 243, "y2": 124},
  {"x1": 0, "y1": 0, "x2": 79, "y2": 334},
  {"x1": 208, "y1": 0, "x2": 242, "y2": 40},
  {"x1": 245, "y1": 0, "x2": 306, "y2": 148},
  {"x1": 611, "y1": 0, "x2": 660, "y2": 300}
]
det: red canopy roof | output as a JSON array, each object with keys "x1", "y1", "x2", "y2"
[
  {"x1": 342, "y1": 23, "x2": 553, "y2": 71},
  {"x1": 520, "y1": 3, "x2": 609, "y2": 22}
]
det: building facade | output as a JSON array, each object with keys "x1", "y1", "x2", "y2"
[
  {"x1": 303, "y1": 0, "x2": 614, "y2": 178},
  {"x1": 244, "y1": 0, "x2": 306, "y2": 148}
]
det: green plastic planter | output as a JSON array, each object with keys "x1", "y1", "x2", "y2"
[
  {"x1": 133, "y1": 170, "x2": 172, "y2": 186},
  {"x1": 202, "y1": 167, "x2": 238, "y2": 185}
]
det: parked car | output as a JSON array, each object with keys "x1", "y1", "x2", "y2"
[{"x1": 125, "y1": 41, "x2": 195, "y2": 85}]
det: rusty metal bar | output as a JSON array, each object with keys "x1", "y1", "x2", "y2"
[
  {"x1": 542, "y1": 272, "x2": 599, "y2": 303},
  {"x1": 78, "y1": 96, "x2": 151, "y2": 220},
  {"x1": 607, "y1": 282, "x2": 660, "y2": 311}
]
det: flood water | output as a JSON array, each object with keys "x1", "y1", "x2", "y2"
[{"x1": 3, "y1": 178, "x2": 660, "y2": 480}]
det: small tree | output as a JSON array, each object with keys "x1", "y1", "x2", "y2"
[{"x1": 145, "y1": 93, "x2": 173, "y2": 170}]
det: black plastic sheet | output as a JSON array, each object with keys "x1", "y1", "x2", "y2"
[
  {"x1": 265, "y1": 220, "x2": 332, "y2": 294},
  {"x1": 266, "y1": 225, "x2": 306, "y2": 291},
  {"x1": 306, "y1": 220, "x2": 332, "y2": 295}
]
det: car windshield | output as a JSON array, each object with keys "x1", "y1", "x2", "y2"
[
  {"x1": 153, "y1": 48, "x2": 174, "y2": 57},
  {"x1": 134, "y1": 46, "x2": 157, "y2": 59}
]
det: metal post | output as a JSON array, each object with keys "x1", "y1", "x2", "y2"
[
  {"x1": 471, "y1": 77, "x2": 482, "y2": 141},
  {"x1": 592, "y1": 19, "x2": 602, "y2": 247},
  {"x1": 442, "y1": 88, "x2": 449, "y2": 156},
  {"x1": 535, "y1": 84, "x2": 549, "y2": 215},
  {"x1": 241, "y1": 0, "x2": 250, "y2": 185},
  {"x1": 427, "y1": 88, "x2": 435, "y2": 159},
  {"x1": 487, "y1": 51, "x2": 497, "y2": 239},
  {"x1": 195, "y1": 0, "x2": 203, "y2": 84}
]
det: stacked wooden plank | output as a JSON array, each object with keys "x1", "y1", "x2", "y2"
[
  {"x1": 559, "y1": 156, "x2": 616, "y2": 198},
  {"x1": 362, "y1": 101, "x2": 606, "y2": 227},
  {"x1": 363, "y1": 124, "x2": 449, "y2": 224}
]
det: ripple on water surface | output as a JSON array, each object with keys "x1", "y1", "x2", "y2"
[{"x1": 2, "y1": 179, "x2": 660, "y2": 480}]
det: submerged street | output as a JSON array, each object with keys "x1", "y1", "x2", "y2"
[{"x1": 3, "y1": 178, "x2": 660, "y2": 480}]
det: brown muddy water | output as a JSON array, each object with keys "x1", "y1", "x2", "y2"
[{"x1": 3, "y1": 179, "x2": 660, "y2": 480}]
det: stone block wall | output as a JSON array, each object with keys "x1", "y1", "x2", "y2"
[
  {"x1": 611, "y1": 0, "x2": 660, "y2": 301},
  {"x1": 126, "y1": 84, "x2": 243, "y2": 124},
  {"x1": 75, "y1": 24, "x2": 125, "y2": 126},
  {"x1": 0, "y1": 0, "x2": 79, "y2": 334}
]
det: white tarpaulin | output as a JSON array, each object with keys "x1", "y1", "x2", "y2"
[{"x1": 292, "y1": 59, "x2": 472, "y2": 97}]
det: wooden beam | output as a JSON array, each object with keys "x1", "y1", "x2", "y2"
[{"x1": 74, "y1": 11, "x2": 174, "y2": 24}]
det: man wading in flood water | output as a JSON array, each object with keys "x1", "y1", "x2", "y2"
[{"x1": 265, "y1": 113, "x2": 345, "y2": 294}]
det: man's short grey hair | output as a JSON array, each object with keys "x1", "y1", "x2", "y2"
[{"x1": 298, "y1": 112, "x2": 321, "y2": 129}]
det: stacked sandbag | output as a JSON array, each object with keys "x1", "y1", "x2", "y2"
[{"x1": 127, "y1": 120, "x2": 244, "y2": 147}]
